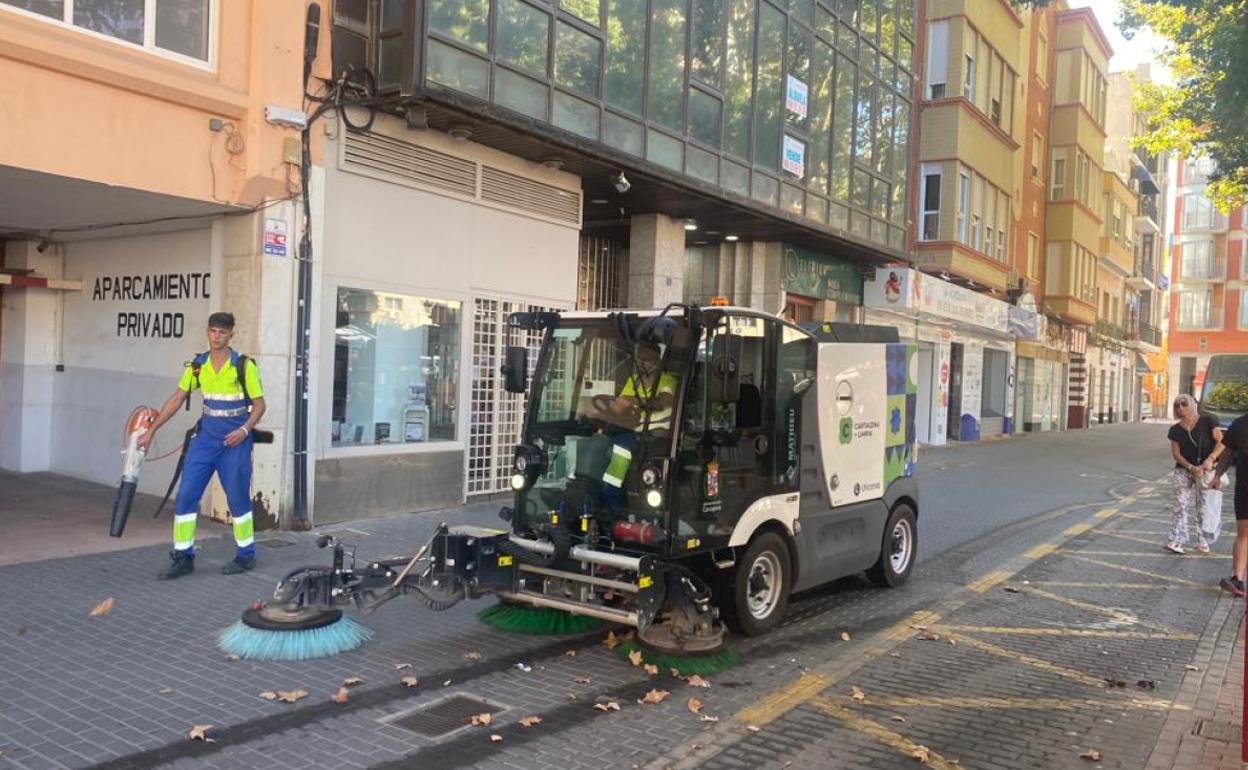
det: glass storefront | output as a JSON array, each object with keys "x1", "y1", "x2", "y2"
[
  {"x1": 334, "y1": 0, "x2": 914, "y2": 252},
  {"x1": 332, "y1": 288, "x2": 462, "y2": 447}
]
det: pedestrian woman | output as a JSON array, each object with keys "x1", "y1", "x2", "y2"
[{"x1": 1166, "y1": 394, "x2": 1224, "y2": 554}]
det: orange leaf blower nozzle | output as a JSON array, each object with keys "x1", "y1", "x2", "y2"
[{"x1": 109, "y1": 406, "x2": 158, "y2": 537}]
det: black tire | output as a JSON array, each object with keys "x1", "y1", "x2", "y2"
[
  {"x1": 722, "y1": 532, "x2": 792, "y2": 636},
  {"x1": 867, "y1": 503, "x2": 917, "y2": 588}
]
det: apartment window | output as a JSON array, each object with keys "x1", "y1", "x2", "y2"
[
  {"x1": 996, "y1": 193, "x2": 1008, "y2": 261},
  {"x1": 1180, "y1": 240, "x2": 1214, "y2": 279},
  {"x1": 970, "y1": 174, "x2": 984, "y2": 251},
  {"x1": 926, "y1": 19, "x2": 948, "y2": 100},
  {"x1": 1240, "y1": 290, "x2": 1248, "y2": 329},
  {"x1": 1045, "y1": 242, "x2": 1061, "y2": 295},
  {"x1": 1027, "y1": 232, "x2": 1039, "y2": 278},
  {"x1": 1177, "y1": 289, "x2": 1212, "y2": 329},
  {"x1": 957, "y1": 171, "x2": 970, "y2": 244},
  {"x1": 1035, "y1": 32, "x2": 1048, "y2": 85},
  {"x1": 1031, "y1": 133, "x2": 1043, "y2": 180},
  {"x1": 1183, "y1": 194, "x2": 1215, "y2": 229},
  {"x1": 983, "y1": 186, "x2": 996, "y2": 255},
  {"x1": 1051, "y1": 149, "x2": 1066, "y2": 200},
  {"x1": 1, "y1": 0, "x2": 212, "y2": 61},
  {"x1": 919, "y1": 167, "x2": 941, "y2": 241},
  {"x1": 964, "y1": 53, "x2": 975, "y2": 103},
  {"x1": 332, "y1": 288, "x2": 462, "y2": 446}
]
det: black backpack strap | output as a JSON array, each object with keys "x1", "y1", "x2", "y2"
[
  {"x1": 235, "y1": 352, "x2": 253, "y2": 408},
  {"x1": 185, "y1": 352, "x2": 208, "y2": 412}
]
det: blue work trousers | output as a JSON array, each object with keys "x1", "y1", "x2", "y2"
[{"x1": 174, "y1": 415, "x2": 255, "y2": 559}]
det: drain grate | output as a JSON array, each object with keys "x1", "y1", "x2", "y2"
[
  {"x1": 391, "y1": 695, "x2": 501, "y2": 738},
  {"x1": 256, "y1": 538, "x2": 296, "y2": 549},
  {"x1": 1194, "y1": 719, "x2": 1240, "y2": 743}
]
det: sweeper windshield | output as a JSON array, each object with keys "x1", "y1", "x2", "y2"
[{"x1": 513, "y1": 316, "x2": 695, "y2": 540}]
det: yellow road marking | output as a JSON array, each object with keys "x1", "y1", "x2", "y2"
[
  {"x1": 1064, "y1": 523, "x2": 1094, "y2": 536},
  {"x1": 1024, "y1": 543, "x2": 1059, "y2": 559},
  {"x1": 1060, "y1": 549, "x2": 1231, "y2": 560},
  {"x1": 822, "y1": 694, "x2": 1183, "y2": 712},
  {"x1": 736, "y1": 672, "x2": 833, "y2": 726},
  {"x1": 1015, "y1": 586, "x2": 1189, "y2": 635},
  {"x1": 881, "y1": 610, "x2": 940, "y2": 641},
  {"x1": 934, "y1": 624, "x2": 1198, "y2": 641},
  {"x1": 1119, "y1": 496, "x2": 1135, "y2": 505},
  {"x1": 1064, "y1": 554, "x2": 1211, "y2": 587},
  {"x1": 1094, "y1": 508, "x2": 1117, "y2": 519},
  {"x1": 966, "y1": 570, "x2": 1013, "y2": 593},
  {"x1": 1116, "y1": 512, "x2": 1171, "y2": 521},
  {"x1": 943, "y1": 632, "x2": 1107, "y2": 688},
  {"x1": 1027, "y1": 581, "x2": 1221, "y2": 592},
  {"x1": 808, "y1": 698, "x2": 965, "y2": 770}
]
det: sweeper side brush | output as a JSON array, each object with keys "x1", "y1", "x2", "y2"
[
  {"x1": 614, "y1": 638, "x2": 741, "y2": 677},
  {"x1": 217, "y1": 605, "x2": 373, "y2": 661},
  {"x1": 477, "y1": 601, "x2": 604, "y2": 635}
]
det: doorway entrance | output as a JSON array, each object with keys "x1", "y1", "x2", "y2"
[{"x1": 947, "y1": 343, "x2": 964, "y2": 441}]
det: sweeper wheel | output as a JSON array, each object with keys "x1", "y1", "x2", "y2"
[{"x1": 241, "y1": 605, "x2": 343, "y2": 631}]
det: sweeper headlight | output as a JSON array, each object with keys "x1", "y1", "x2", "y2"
[
  {"x1": 511, "y1": 445, "x2": 545, "y2": 490},
  {"x1": 646, "y1": 488, "x2": 663, "y2": 508},
  {"x1": 641, "y1": 467, "x2": 659, "y2": 487},
  {"x1": 511, "y1": 473, "x2": 527, "y2": 491}
]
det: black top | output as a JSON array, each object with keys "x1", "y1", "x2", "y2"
[
  {"x1": 1221, "y1": 414, "x2": 1248, "y2": 475},
  {"x1": 1168, "y1": 415, "x2": 1218, "y2": 469}
]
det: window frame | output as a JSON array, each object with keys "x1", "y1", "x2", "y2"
[
  {"x1": 0, "y1": 0, "x2": 218, "y2": 69},
  {"x1": 957, "y1": 170, "x2": 970, "y2": 244},
  {"x1": 918, "y1": 164, "x2": 941, "y2": 241}
]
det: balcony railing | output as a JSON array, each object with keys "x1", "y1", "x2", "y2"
[
  {"x1": 1176, "y1": 309, "x2": 1225, "y2": 331},
  {"x1": 1096, "y1": 319, "x2": 1125, "y2": 340},
  {"x1": 1125, "y1": 321, "x2": 1161, "y2": 346},
  {"x1": 1137, "y1": 194, "x2": 1159, "y2": 223},
  {"x1": 1178, "y1": 256, "x2": 1227, "y2": 281}
]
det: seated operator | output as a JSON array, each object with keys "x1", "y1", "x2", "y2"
[{"x1": 586, "y1": 342, "x2": 677, "y2": 432}]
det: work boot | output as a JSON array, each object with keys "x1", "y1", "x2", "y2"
[
  {"x1": 221, "y1": 555, "x2": 256, "y2": 575},
  {"x1": 158, "y1": 551, "x2": 195, "y2": 580}
]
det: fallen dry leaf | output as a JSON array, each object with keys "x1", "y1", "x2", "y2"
[
  {"x1": 911, "y1": 745, "x2": 931, "y2": 763},
  {"x1": 628, "y1": 649, "x2": 644, "y2": 667},
  {"x1": 594, "y1": 701, "x2": 621, "y2": 712},
  {"x1": 89, "y1": 597, "x2": 115, "y2": 617},
  {"x1": 889, "y1": 652, "x2": 903, "y2": 658},
  {"x1": 342, "y1": 676, "x2": 364, "y2": 687},
  {"x1": 394, "y1": 663, "x2": 412, "y2": 670},
  {"x1": 187, "y1": 725, "x2": 216, "y2": 743},
  {"x1": 947, "y1": 638, "x2": 957, "y2": 647},
  {"x1": 463, "y1": 651, "x2": 482, "y2": 662},
  {"x1": 565, "y1": 650, "x2": 577, "y2": 658},
  {"x1": 699, "y1": 714, "x2": 720, "y2": 722},
  {"x1": 225, "y1": 654, "x2": 241, "y2": 661},
  {"x1": 518, "y1": 715, "x2": 542, "y2": 728},
  {"x1": 443, "y1": 679, "x2": 452, "y2": 687},
  {"x1": 277, "y1": 690, "x2": 308, "y2": 703},
  {"x1": 1185, "y1": 664, "x2": 1201, "y2": 672},
  {"x1": 15, "y1": 626, "x2": 27, "y2": 636},
  {"x1": 1003, "y1": 586, "x2": 1021, "y2": 594},
  {"x1": 1137, "y1": 680, "x2": 1156, "y2": 690},
  {"x1": 259, "y1": 691, "x2": 279, "y2": 701},
  {"x1": 643, "y1": 664, "x2": 659, "y2": 676},
  {"x1": 469, "y1": 712, "x2": 493, "y2": 727},
  {"x1": 686, "y1": 675, "x2": 711, "y2": 688},
  {"x1": 850, "y1": 686, "x2": 866, "y2": 702},
  {"x1": 891, "y1": 715, "x2": 907, "y2": 723},
  {"x1": 917, "y1": 631, "x2": 941, "y2": 642},
  {"x1": 639, "y1": 689, "x2": 670, "y2": 705},
  {"x1": 158, "y1": 687, "x2": 174, "y2": 695},
  {"x1": 840, "y1": 631, "x2": 851, "y2": 641},
  {"x1": 331, "y1": 687, "x2": 350, "y2": 704},
  {"x1": 687, "y1": 697, "x2": 703, "y2": 714},
  {"x1": 1104, "y1": 678, "x2": 1126, "y2": 689},
  {"x1": 574, "y1": 676, "x2": 592, "y2": 685},
  {"x1": 746, "y1": 725, "x2": 761, "y2": 733},
  {"x1": 489, "y1": 734, "x2": 503, "y2": 743},
  {"x1": 603, "y1": 631, "x2": 622, "y2": 650},
  {"x1": 401, "y1": 676, "x2": 420, "y2": 688},
  {"x1": 1079, "y1": 749, "x2": 1102, "y2": 761}
]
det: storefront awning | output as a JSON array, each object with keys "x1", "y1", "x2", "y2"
[{"x1": 1135, "y1": 353, "x2": 1151, "y2": 374}]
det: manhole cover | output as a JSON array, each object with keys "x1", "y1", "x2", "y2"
[
  {"x1": 390, "y1": 695, "x2": 502, "y2": 738},
  {"x1": 1194, "y1": 719, "x2": 1240, "y2": 743},
  {"x1": 257, "y1": 538, "x2": 296, "y2": 549}
]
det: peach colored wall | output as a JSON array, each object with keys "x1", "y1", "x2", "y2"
[{"x1": 0, "y1": 0, "x2": 314, "y2": 207}]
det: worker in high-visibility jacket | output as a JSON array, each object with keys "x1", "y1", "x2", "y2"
[
  {"x1": 139, "y1": 312, "x2": 267, "y2": 579},
  {"x1": 589, "y1": 342, "x2": 676, "y2": 506}
]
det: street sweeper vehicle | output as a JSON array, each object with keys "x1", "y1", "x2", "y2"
[{"x1": 222, "y1": 304, "x2": 919, "y2": 663}]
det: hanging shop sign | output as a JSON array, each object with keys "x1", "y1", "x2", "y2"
[
  {"x1": 864, "y1": 268, "x2": 1009, "y2": 335},
  {"x1": 782, "y1": 245, "x2": 863, "y2": 304}
]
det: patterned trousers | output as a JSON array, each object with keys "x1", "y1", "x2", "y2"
[{"x1": 1169, "y1": 468, "x2": 1208, "y2": 549}]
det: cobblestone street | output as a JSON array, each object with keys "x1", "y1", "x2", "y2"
[{"x1": 0, "y1": 423, "x2": 1243, "y2": 770}]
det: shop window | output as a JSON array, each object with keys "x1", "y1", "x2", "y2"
[
  {"x1": 429, "y1": 0, "x2": 490, "y2": 51},
  {"x1": 332, "y1": 288, "x2": 461, "y2": 447},
  {"x1": 3, "y1": 0, "x2": 212, "y2": 61}
]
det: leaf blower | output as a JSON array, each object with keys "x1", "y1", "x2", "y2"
[{"x1": 109, "y1": 406, "x2": 158, "y2": 537}]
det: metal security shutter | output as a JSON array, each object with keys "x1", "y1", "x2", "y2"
[{"x1": 467, "y1": 297, "x2": 566, "y2": 496}]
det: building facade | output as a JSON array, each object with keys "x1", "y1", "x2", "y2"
[
  {"x1": 1, "y1": 0, "x2": 306, "y2": 530},
  {"x1": 1167, "y1": 156, "x2": 1248, "y2": 405}
]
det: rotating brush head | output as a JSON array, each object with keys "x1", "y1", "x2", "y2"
[{"x1": 217, "y1": 606, "x2": 374, "y2": 661}]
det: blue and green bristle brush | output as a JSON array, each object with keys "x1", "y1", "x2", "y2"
[{"x1": 217, "y1": 605, "x2": 373, "y2": 661}]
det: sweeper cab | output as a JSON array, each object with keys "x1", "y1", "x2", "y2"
[{"x1": 243, "y1": 305, "x2": 919, "y2": 658}]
